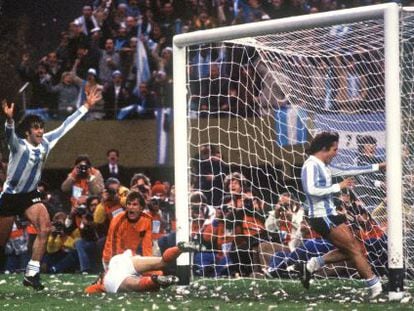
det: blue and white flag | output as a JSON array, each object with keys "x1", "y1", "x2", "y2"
[
  {"x1": 136, "y1": 21, "x2": 151, "y2": 90},
  {"x1": 275, "y1": 106, "x2": 307, "y2": 146},
  {"x1": 155, "y1": 108, "x2": 171, "y2": 165}
]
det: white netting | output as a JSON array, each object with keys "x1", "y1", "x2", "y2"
[{"x1": 184, "y1": 11, "x2": 414, "y2": 281}]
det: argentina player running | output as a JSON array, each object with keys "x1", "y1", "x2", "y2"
[
  {"x1": 0, "y1": 88, "x2": 101, "y2": 290},
  {"x1": 299, "y1": 132, "x2": 386, "y2": 299}
]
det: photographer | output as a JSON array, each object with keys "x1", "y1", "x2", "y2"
[
  {"x1": 151, "y1": 181, "x2": 175, "y2": 234},
  {"x1": 265, "y1": 192, "x2": 303, "y2": 249},
  {"x1": 130, "y1": 173, "x2": 152, "y2": 203},
  {"x1": 147, "y1": 194, "x2": 168, "y2": 256},
  {"x1": 43, "y1": 212, "x2": 80, "y2": 273},
  {"x1": 93, "y1": 178, "x2": 128, "y2": 236},
  {"x1": 74, "y1": 196, "x2": 100, "y2": 274},
  {"x1": 61, "y1": 155, "x2": 104, "y2": 209}
]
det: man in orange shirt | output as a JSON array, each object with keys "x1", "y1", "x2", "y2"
[{"x1": 102, "y1": 191, "x2": 152, "y2": 270}]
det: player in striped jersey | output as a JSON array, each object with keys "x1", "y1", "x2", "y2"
[
  {"x1": 0, "y1": 87, "x2": 101, "y2": 290},
  {"x1": 299, "y1": 132, "x2": 386, "y2": 299}
]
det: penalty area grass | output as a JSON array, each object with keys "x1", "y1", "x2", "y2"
[{"x1": 0, "y1": 273, "x2": 412, "y2": 310}]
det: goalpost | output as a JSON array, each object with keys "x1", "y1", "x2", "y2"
[{"x1": 173, "y1": 3, "x2": 410, "y2": 300}]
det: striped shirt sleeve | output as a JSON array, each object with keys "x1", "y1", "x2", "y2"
[
  {"x1": 4, "y1": 120, "x2": 21, "y2": 153},
  {"x1": 44, "y1": 105, "x2": 88, "y2": 149},
  {"x1": 303, "y1": 161, "x2": 340, "y2": 197},
  {"x1": 330, "y1": 164, "x2": 379, "y2": 177}
]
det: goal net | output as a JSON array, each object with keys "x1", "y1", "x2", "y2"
[{"x1": 173, "y1": 4, "x2": 412, "y2": 293}]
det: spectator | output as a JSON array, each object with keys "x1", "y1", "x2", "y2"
[
  {"x1": 113, "y1": 3, "x2": 129, "y2": 29},
  {"x1": 67, "y1": 21, "x2": 89, "y2": 66},
  {"x1": 75, "y1": 5, "x2": 100, "y2": 38},
  {"x1": 353, "y1": 135, "x2": 385, "y2": 210},
  {"x1": 17, "y1": 53, "x2": 55, "y2": 111},
  {"x1": 120, "y1": 36, "x2": 138, "y2": 89},
  {"x1": 102, "y1": 70, "x2": 131, "y2": 119},
  {"x1": 191, "y1": 144, "x2": 229, "y2": 206},
  {"x1": 98, "y1": 148, "x2": 129, "y2": 185},
  {"x1": 82, "y1": 68, "x2": 105, "y2": 120},
  {"x1": 127, "y1": 0, "x2": 141, "y2": 18},
  {"x1": 193, "y1": 10, "x2": 216, "y2": 30},
  {"x1": 40, "y1": 51, "x2": 64, "y2": 86},
  {"x1": 56, "y1": 32, "x2": 71, "y2": 69},
  {"x1": 113, "y1": 26, "x2": 130, "y2": 52},
  {"x1": 99, "y1": 38, "x2": 121, "y2": 85},
  {"x1": 199, "y1": 63, "x2": 230, "y2": 114},
  {"x1": 46, "y1": 71, "x2": 82, "y2": 119},
  {"x1": 72, "y1": 45, "x2": 100, "y2": 80},
  {"x1": 156, "y1": 2, "x2": 177, "y2": 46},
  {"x1": 333, "y1": 56, "x2": 368, "y2": 111}
]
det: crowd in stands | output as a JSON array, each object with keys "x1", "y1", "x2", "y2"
[
  {"x1": 17, "y1": 0, "x2": 410, "y2": 120},
  {"x1": 3, "y1": 0, "x2": 414, "y2": 281}
]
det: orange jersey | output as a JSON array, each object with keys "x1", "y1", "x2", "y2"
[
  {"x1": 26, "y1": 223, "x2": 38, "y2": 235},
  {"x1": 242, "y1": 214, "x2": 265, "y2": 237},
  {"x1": 102, "y1": 211, "x2": 153, "y2": 264}
]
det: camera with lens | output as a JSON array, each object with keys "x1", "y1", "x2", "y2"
[
  {"x1": 77, "y1": 163, "x2": 90, "y2": 178},
  {"x1": 76, "y1": 204, "x2": 88, "y2": 216},
  {"x1": 106, "y1": 187, "x2": 117, "y2": 200},
  {"x1": 52, "y1": 221, "x2": 65, "y2": 234},
  {"x1": 137, "y1": 184, "x2": 148, "y2": 194}
]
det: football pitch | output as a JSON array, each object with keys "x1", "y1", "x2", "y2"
[{"x1": 0, "y1": 274, "x2": 412, "y2": 310}]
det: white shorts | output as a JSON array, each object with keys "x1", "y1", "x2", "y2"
[{"x1": 104, "y1": 250, "x2": 137, "y2": 293}]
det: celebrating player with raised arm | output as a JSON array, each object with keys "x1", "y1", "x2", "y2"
[
  {"x1": 0, "y1": 87, "x2": 101, "y2": 290},
  {"x1": 299, "y1": 132, "x2": 386, "y2": 299}
]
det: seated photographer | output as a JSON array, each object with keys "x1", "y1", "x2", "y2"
[
  {"x1": 4, "y1": 218, "x2": 30, "y2": 273},
  {"x1": 152, "y1": 181, "x2": 175, "y2": 235},
  {"x1": 74, "y1": 197, "x2": 100, "y2": 274},
  {"x1": 43, "y1": 212, "x2": 80, "y2": 273},
  {"x1": 93, "y1": 177, "x2": 128, "y2": 236},
  {"x1": 265, "y1": 192, "x2": 304, "y2": 249},
  {"x1": 148, "y1": 195, "x2": 168, "y2": 256},
  {"x1": 61, "y1": 154, "x2": 104, "y2": 209}
]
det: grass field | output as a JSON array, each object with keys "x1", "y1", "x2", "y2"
[{"x1": 0, "y1": 273, "x2": 413, "y2": 310}]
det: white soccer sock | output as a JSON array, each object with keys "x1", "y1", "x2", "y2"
[
  {"x1": 366, "y1": 276, "x2": 382, "y2": 298},
  {"x1": 306, "y1": 256, "x2": 325, "y2": 273},
  {"x1": 366, "y1": 276, "x2": 381, "y2": 288},
  {"x1": 25, "y1": 260, "x2": 40, "y2": 277}
]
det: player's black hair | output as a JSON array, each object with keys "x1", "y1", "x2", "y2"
[
  {"x1": 126, "y1": 190, "x2": 146, "y2": 208},
  {"x1": 17, "y1": 114, "x2": 45, "y2": 138},
  {"x1": 306, "y1": 131, "x2": 339, "y2": 155},
  {"x1": 74, "y1": 154, "x2": 92, "y2": 167}
]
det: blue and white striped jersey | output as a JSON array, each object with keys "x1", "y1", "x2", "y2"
[
  {"x1": 3, "y1": 106, "x2": 88, "y2": 194},
  {"x1": 301, "y1": 155, "x2": 379, "y2": 218}
]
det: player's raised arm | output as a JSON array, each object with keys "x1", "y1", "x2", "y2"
[
  {"x1": 83, "y1": 86, "x2": 102, "y2": 110},
  {"x1": 44, "y1": 87, "x2": 102, "y2": 149},
  {"x1": 2, "y1": 99, "x2": 15, "y2": 124}
]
